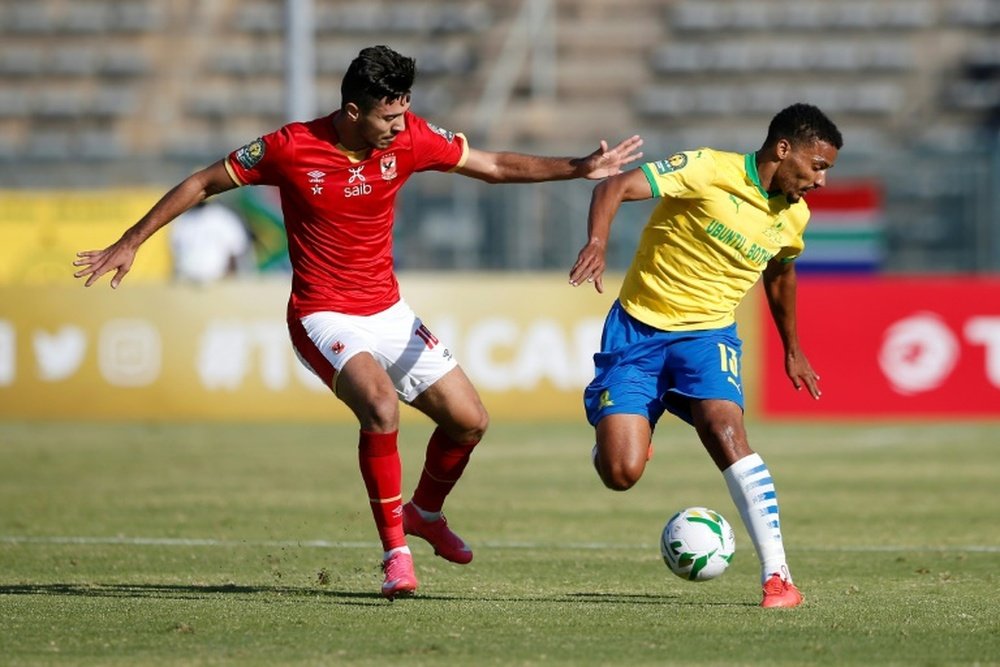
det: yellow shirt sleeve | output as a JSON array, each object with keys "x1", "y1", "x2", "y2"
[{"x1": 641, "y1": 150, "x2": 717, "y2": 200}]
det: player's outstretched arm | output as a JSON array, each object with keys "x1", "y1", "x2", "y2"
[
  {"x1": 762, "y1": 259, "x2": 821, "y2": 399},
  {"x1": 456, "y1": 135, "x2": 643, "y2": 184},
  {"x1": 569, "y1": 168, "x2": 652, "y2": 293},
  {"x1": 575, "y1": 135, "x2": 645, "y2": 179},
  {"x1": 73, "y1": 160, "x2": 237, "y2": 288}
]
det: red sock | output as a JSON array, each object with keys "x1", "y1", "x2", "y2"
[
  {"x1": 411, "y1": 427, "x2": 479, "y2": 513},
  {"x1": 358, "y1": 430, "x2": 406, "y2": 552}
]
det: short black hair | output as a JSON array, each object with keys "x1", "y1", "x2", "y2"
[
  {"x1": 764, "y1": 103, "x2": 843, "y2": 150},
  {"x1": 340, "y1": 45, "x2": 416, "y2": 112}
]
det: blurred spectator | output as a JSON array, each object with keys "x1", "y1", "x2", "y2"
[{"x1": 169, "y1": 201, "x2": 254, "y2": 284}]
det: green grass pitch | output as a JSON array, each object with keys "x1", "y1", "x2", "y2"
[{"x1": 1, "y1": 420, "x2": 998, "y2": 666}]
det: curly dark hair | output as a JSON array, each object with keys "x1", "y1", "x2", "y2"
[
  {"x1": 764, "y1": 103, "x2": 843, "y2": 149},
  {"x1": 340, "y1": 45, "x2": 416, "y2": 112}
]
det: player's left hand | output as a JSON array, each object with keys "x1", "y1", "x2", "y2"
[
  {"x1": 786, "y1": 351, "x2": 821, "y2": 399},
  {"x1": 578, "y1": 135, "x2": 644, "y2": 179},
  {"x1": 73, "y1": 238, "x2": 138, "y2": 288}
]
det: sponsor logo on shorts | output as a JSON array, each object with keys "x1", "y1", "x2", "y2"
[
  {"x1": 599, "y1": 390, "x2": 614, "y2": 408},
  {"x1": 331, "y1": 341, "x2": 345, "y2": 354}
]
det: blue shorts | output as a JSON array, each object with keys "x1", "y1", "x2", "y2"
[{"x1": 583, "y1": 301, "x2": 745, "y2": 428}]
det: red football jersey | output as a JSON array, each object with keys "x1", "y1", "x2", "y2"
[{"x1": 225, "y1": 111, "x2": 469, "y2": 316}]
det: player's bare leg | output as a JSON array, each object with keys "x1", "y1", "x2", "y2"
[
  {"x1": 335, "y1": 353, "x2": 416, "y2": 597},
  {"x1": 410, "y1": 366, "x2": 489, "y2": 443},
  {"x1": 690, "y1": 399, "x2": 752, "y2": 470},
  {"x1": 334, "y1": 352, "x2": 401, "y2": 433},
  {"x1": 403, "y1": 366, "x2": 487, "y2": 564},
  {"x1": 593, "y1": 413, "x2": 653, "y2": 491},
  {"x1": 691, "y1": 399, "x2": 802, "y2": 607}
]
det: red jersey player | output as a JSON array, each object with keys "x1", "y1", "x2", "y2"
[{"x1": 74, "y1": 45, "x2": 644, "y2": 599}]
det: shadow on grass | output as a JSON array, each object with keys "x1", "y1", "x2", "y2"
[
  {"x1": 566, "y1": 591, "x2": 754, "y2": 607},
  {"x1": 0, "y1": 583, "x2": 384, "y2": 606},
  {"x1": 0, "y1": 583, "x2": 752, "y2": 607}
]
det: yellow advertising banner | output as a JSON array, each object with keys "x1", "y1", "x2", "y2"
[
  {"x1": 0, "y1": 275, "x2": 761, "y2": 422},
  {"x1": 0, "y1": 189, "x2": 171, "y2": 284}
]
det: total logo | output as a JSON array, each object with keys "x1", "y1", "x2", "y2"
[
  {"x1": 344, "y1": 165, "x2": 372, "y2": 198},
  {"x1": 878, "y1": 312, "x2": 1000, "y2": 395}
]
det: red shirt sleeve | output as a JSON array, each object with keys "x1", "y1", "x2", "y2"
[
  {"x1": 407, "y1": 113, "x2": 469, "y2": 173},
  {"x1": 225, "y1": 125, "x2": 295, "y2": 186}
]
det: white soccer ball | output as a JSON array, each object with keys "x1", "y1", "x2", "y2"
[{"x1": 660, "y1": 507, "x2": 735, "y2": 581}]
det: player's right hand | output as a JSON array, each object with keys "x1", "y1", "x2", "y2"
[
  {"x1": 578, "y1": 135, "x2": 644, "y2": 180},
  {"x1": 786, "y1": 351, "x2": 822, "y2": 400},
  {"x1": 569, "y1": 239, "x2": 606, "y2": 293},
  {"x1": 73, "y1": 240, "x2": 137, "y2": 288}
]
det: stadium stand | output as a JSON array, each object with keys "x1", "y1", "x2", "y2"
[
  {"x1": 1, "y1": 0, "x2": 998, "y2": 270},
  {"x1": 3, "y1": 0, "x2": 998, "y2": 163},
  {"x1": 3, "y1": 0, "x2": 996, "y2": 164}
]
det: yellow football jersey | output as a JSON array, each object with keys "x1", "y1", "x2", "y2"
[{"x1": 619, "y1": 149, "x2": 810, "y2": 331}]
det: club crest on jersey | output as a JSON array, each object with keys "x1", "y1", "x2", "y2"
[
  {"x1": 762, "y1": 216, "x2": 787, "y2": 244},
  {"x1": 235, "y1": 138, "x2": 265, "y2": 169},
  {"x1": 307, "y1": 170, "x2": 326, "y2": 195},
  {"x1": 344, "y1": 165, "x2": 372, "y2": 198},
  {"x1": 380, "y1": 154, "x2": 398, "y2": 181},
  {"x1": 653, "y1": 152, "x2": 688, "y2": 175},
  {"x1": 426, "y1": 122, "x2": 455, "y2": 142}
]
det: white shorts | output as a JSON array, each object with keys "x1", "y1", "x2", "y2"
[{"x1": 288, "y1": 299, "x2": 457, "y2": 403}]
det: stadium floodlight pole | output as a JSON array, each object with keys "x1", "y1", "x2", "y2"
[
  {"x1": 991, "y1": 128, "x2": 1000, "y2": 272},
  {"x1": 285, "y1": 0, "x2": 316, "y2": 122},
  {"x1": 473, "y1": 0, "x2": 554, "y2": 143}
]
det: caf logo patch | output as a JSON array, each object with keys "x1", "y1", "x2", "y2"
[
  {"x1": 235, "y1": 138, "x2": 265, "y2": 169},
  {"x1": 426, "y1": 122, "x2": 455, "y2": 142},
  {"x1": 653, "y1": 152, "x2": 688, "y2": 175}
]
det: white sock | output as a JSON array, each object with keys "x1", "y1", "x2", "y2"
[
  {"x1": 411, "y1": 502, "x2": 442, "y2": 522},
  {"x1": 383, "y1": 545, "x2": 411, "y2": 560},
  {"x1": 722, "y1": 452, "x2": 792, "y2": 584}
]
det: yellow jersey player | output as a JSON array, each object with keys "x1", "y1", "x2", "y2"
[{"x1": 569, "y1": 103, "x2": 843, "y2": 608}]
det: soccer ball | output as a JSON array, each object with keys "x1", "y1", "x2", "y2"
[{"x1": 660, "y1": 507, "x2": 735, "y2": 581}]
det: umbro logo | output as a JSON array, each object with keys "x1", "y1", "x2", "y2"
[{"x1": 307, "y1": 170, "x2": 326, "y2": 195}]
